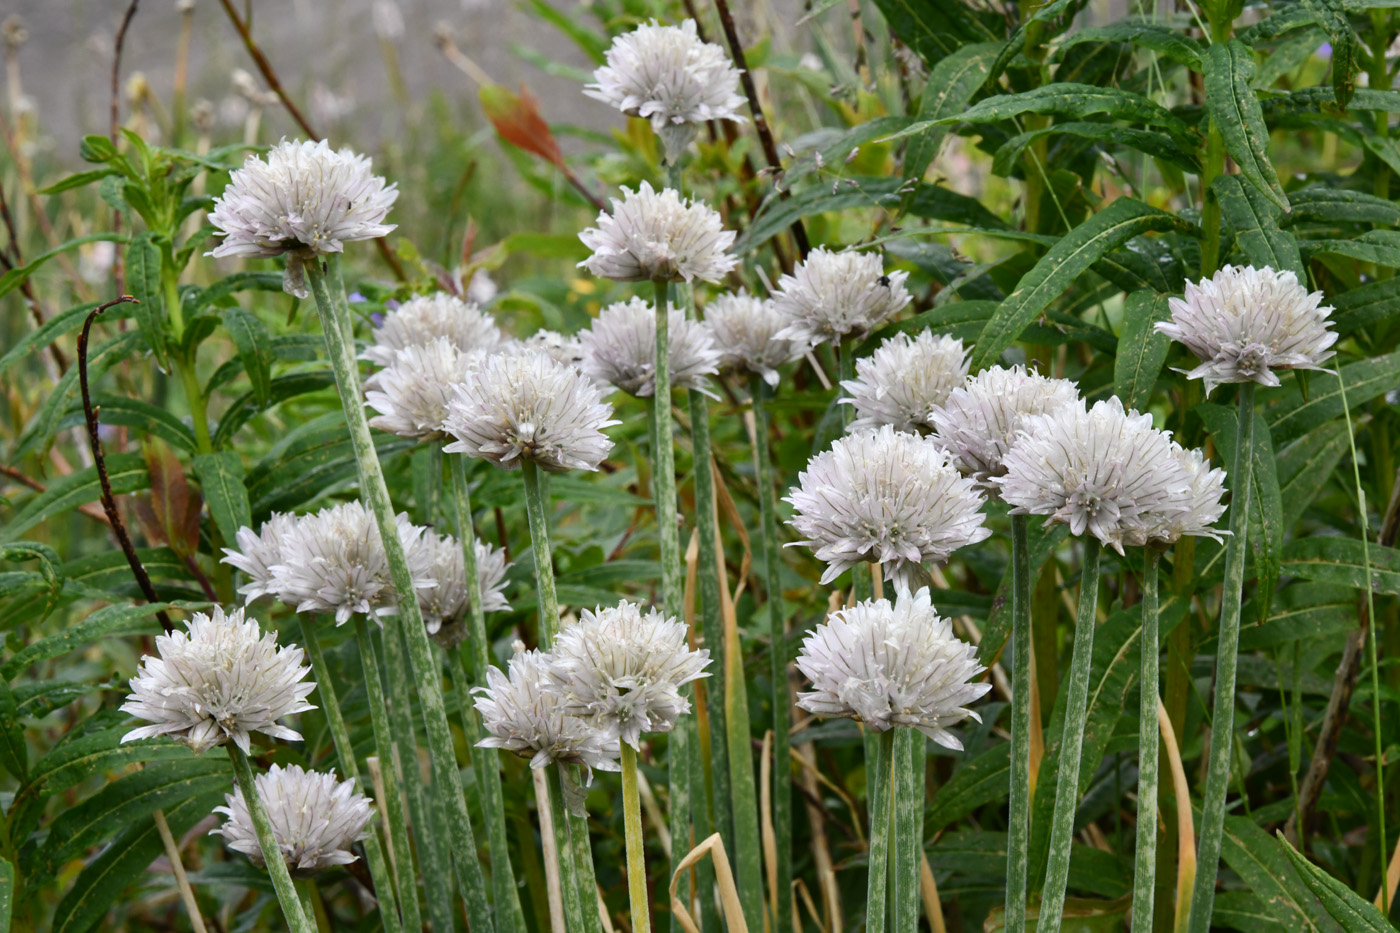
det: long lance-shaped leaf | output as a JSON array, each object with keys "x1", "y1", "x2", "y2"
[
  {"x1": 933, "y1": 83, "x2": 1196, "y2": 142},
  {"x1": 968, "y1": 197, "x2": 1191, "y2": 371},
  {"x1": 1205, "y1": 40, "x2": 1291, "y2": 212},
  {"x1": 1296, "y1": 0, "x2": 1359, "y2": 109},
  {"x1": 1213, "y1": 175, "x2": 1305, "y2": 278},
  {"x1": 1059, "y1": 21, "x2": 1205, "y2": 69},
  {"x1": 1113, "y1": 291, "x2": 1174, "y2": 412},
  {"x1": 992, "y1": 122, "x2": 1200, "y2": 177},
  {"x1": 1278, "y1": 834, "x2": 1397, "y2": 932},
  {"x1": 902, "y1": 42, "x2": 1001, "y2": 181}
]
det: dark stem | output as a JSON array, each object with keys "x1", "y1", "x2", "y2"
[
  {"x1": 110, "y1": 0, "x2": 139, "y2": 296},
  {"x1": 79, "y1": 296, "x2": 173, "y2": 634}
]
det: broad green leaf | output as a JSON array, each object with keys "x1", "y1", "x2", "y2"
[
  {"x1": 0, "y1": 680, "x2": 26, "y2": 781},
  {"x1": 992, "y1": 122, "x2": 1200, "y2": 178},
  {"x1": 1278, "y1": 834, "x2": 1397, "y2": 932},
  {"x1": 38, "y1": 168, "x2": 121, "y2": 196},
  {"x1": 935, "y1": 83, "x2": 1195, "y2": 143},
  {"x1": 903, "y1": 43, "x2": 1001, "y2": 181},
  {"x1": 1059, "y1": 21, "x2": 1204, "y2": 68},
  {"x1": 193, "y1": 451, "x2": 252, "y2": 545},
  {"x1": 1284, "y1": 188, "x2": 1400, "y2": 229},
  {"x1": 1113, "y1": 291, "x2": 1173, "y2": 411},
  {"x1": 124, "y1": 231, "x2": 168, "y2": 370},
  {"x1": 1277, "y1": 420, "x2": 1353, "y2": 528},
  {"x1": 549, "y1": 475, "x2": 651, "y2": 507},
  {"x1": 978, "y1": 522, "x2": 1067, "y2": 665},
  {"x1": 1266, "y1": 349, "x2": 1400, "y2": 442},
  {"x1": 57, "y1": 394, "x2": 198, "y2": 454},
  {"x1": 246, "y1": 423, "x2": 414, "y2": 516},
  {"x1": 211, "y1": 370, "x2": 337, "y2": 448},
  {"x1": 926, "y1": 828, "x2": 1132, "y2": 899},
  {"x1": 1328, "y1": 277, "x2": 1400, "y2": 334},
  {"x1": 1238, "y1": 5, "x2": 1320, "y2": 42},
  {"x1": 1214, "y1": 175, "x2": 1304, "y2": 278},
  {"x1": 1297, "y1": 0, "x2": 1358, "y2": 107},
  {"x1": 1239, "y1": 583, "x2": 1356, "y2": 650},
  {"x1": 1205, "y1": 40, "x2": 1290, "y2": 211},
  {"x1": 0, "y1": 302, "x2": 118, "y2": 381},
  {"x1": 871, "y1": 0, "x2": 1001, "y2": 69},
  {"x1": 19, "y1": 729, "x2": 203, "y2": 810},
  {"x1": 1303, "y1": 231, "x2": 1400, "y2": 267},
  {"x1": 1, "y1": 602, "x2": 181, "y2": 680},
  {"x1": 14, "y1": 329, "x2": 144, "y2": 460},
  {"x1": 1254, "y1": 27, "x2": 1328, "y2": 89},
  {"x1": 1218, "y1": 815, "x2": 1334, "y2": 932},
  {"x1": 1213, "y1": 892, "x2": 1295, "y2": 933},
  {"x1": 1280, "y1": 538, "x2": 1400, "y2": 595},
  {"x1": 221, "y1": 307, "x2": 273, "y2": 406},
  {"x1": 0, "y1": 453, "x2": 148, "y2": 543},
  {"x1": 0, "y1": 234, "x2": 127, "y2": 303},
  {"x1": 969, "y1": 198, "x2": 1189, "y2": 371},
  {"x1": 924, "y1": 742, "x2": 1010, "y2": 836},
  {"x1": 188, "y1": 271, "x2": 285, "y2": 316}
]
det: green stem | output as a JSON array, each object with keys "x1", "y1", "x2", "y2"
[
  {"x1": 227, "y1": 745, "x2": 316, "y2": 933},
  {"x1": 752, "y1": 371, "x2": 791, "y2": 933},
  {"x1": 892, "y1": 728, "x2": 922, "y2": 932},
  {"x1": 621, "y1": 744, "x2": 652, "y2": 933},
  {"x1": 1038, "y1": 536, "x2": 1103, "y2": 933},
  {"x1": 866, "y1": 728, "x2": 895, "y2": 933},
  {"x1": 567, "y1": 802, "x2": 605, "y2": 933},
  {"x1": 296, "y1": 620, "x2": 402, "y2": 933},
  {"x1": 838, "y1": 342, "x2": 873, "y2": 604},
  {"x1": 521, "y1": 459, "x2": 560, "y2": 645},
  {"x1": 1133, "y1": 550, "x2": 1162, "y2": 933},
  {"x1": 449, "y1": 453, "x2": 526, "y2": 933},
  {"x1": 1188, "y1": 382, "x2": 1254, "y2": 933},
  {"x1": 305, "y1": 254, "x2": 493, "y2": 932},
  {"x1": 548, "y1": 766, "x2": 590, "y2": 933},
  {"x1": 1006, "y1": 513, "x2": 1033, "y2": 933},
  {"x1": 352, "y1": 616, "x2": 423, "y2": 933}
]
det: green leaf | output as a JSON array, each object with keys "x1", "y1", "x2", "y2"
[
  {"x1": 193, "y1": 451, "x2": 252, "y2": 544},
  {"x1": 1277, "y1": 420, "x2": 1353, "y2": 528},
  {"x1": 124, "y1": 231, "x2": 168, "y2": 370},
  {"x1": 0, "y1": 453, "x2": 148, "y2": 543},
  {"x1": 1297, "y1": 0, "x2": 1358, "y2": 108},
  {"x1": 1278, "y1": 834, "x2": 1397, "y2": 932},
  {"x1": 211, "y1": 370, "x2": 337, "y2": 448},
  {"x1": 1284, "y1": 187, "x2": 1400, "y2": 229},
  {"x1": 188, "y1": 271, "x2": 285, "y2": 316},
  {"x1": 1113, "y1": 291, "x2": 1173, "y2": 411},
  {"x1": 969, "y1": 198, "x2": 1189, "y2": 371},
  {"x1": 924, "y1": 742, "x2": 1010, "y2": 836},
  {"x1": 1280, "y1": 538, "x2": 1400, "y2": 595},
  {"x1": 1218, "y1": 815, "x2": 1333, "y2": 932},
  {"x1": 0, "y1": 302, "x2": 117, "y2": 381},
  {"x1": 1302, "y1": 230, "x2": 1400, "y2": 267},
  {"x1": 1327, "y1": 277, "x2": 1400, "y2": 334},
  {"x1": 871, "y1": 0, "x2": 1000, "y2": 69},
  {"x1": 1, "y1": 602, "x2": 181, "y2": 679},
  {"x1": 38, "y1": 169, "x2": 121, "y2": 196},
  {"x1": 59, "y1": 394, "x2": 198, "y2": 454},
  {"x1": 221, "y1": 308, "x2": 273, "y2": 406},
  {"x1": 14, "y1": 329, "x2": 145, "y2": 460},
  {"x1": 1239, "y1": 583, "x2": 1356, "y2": 650},
  {"x1": 992, "y1": 122, "x2": 1200, "y2": 177},
  {"x1": 19, "y1": 728, "x2": 205, "y2": 809},
  {"x1": 935, "y1": 83, "x2": 1195, "y2": 142},
  {"x1": 1059, "y1": 21, "x2": 1204, "y2": 69},
  {"x1": 1205, "y1": 40, "x2": 1291, "y2": 212},
  {"x1": 1266, "y1": 349, "x2": 1400, "y2": 442},
  {"x1": 0, "y1": 234, "x2": 128, "y2": 303},
  {"x1": 978, "y1": 521, "x2": 1067, "y2": 665},
  {"x1": 0, "y1": 680, "x2": 27, "y2": 781},
  {"x1": 1213, "y1": 175, "x2": 1305, "y2": 278},
  {"x1": 901, "y1": 43, "x2": 1001, "y2": 181}
]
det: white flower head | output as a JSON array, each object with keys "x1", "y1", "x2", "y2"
[
  {"x1": 363, "y1": 292, "x2": 506, "y2": 367},
  {"x1": 929, "y1": 365, "x2": 1082, "y2": 492},
  {"x1": 785, "y1": 426, "x2": 992, "y2": 589},
  {"x1": 523, "y1": 328, "x2": 585, "y2": 367},
  {"x1": 704, "y1": 290, "x2": 803, "y2": 387},
  {"x1": 1156, "y1": 265, "x2": 1338, "y2": 396},
  {"x1": 121, "y1": 606, "x2": 315, "y2": 754},
  {"x1": 475, "y1": 645, "x2": 621, "y2": 782},
  {"x1": 365, "y1": 338, "x2": 480, "y2": 441},
  {"x1": 417, "y1": 530, "x2": 511, "y2": 634},
  {"x1": 542, "y1": 600, "x2": 711, "y2": 749},
  {"x1": 207, "y1": 139, "x2": 397, "y2": 298},
  {"x1": 585, "y1": 19, "x2": 746, "y2": 163},
  {"x1": 223, "y1": 512, "x2": 297, "y2": 602},
  {"x1": 996, "y1": 397, "x2": 1208, "y2": 554},
  {"x1": 213, "y1": 763, "x2": 374, "y2": 876},
  {"x1": 1129, "y1": 443, "x2": 1229, "y2": 548},
  {"x1": 580, "y1": 297, "x2": 721, "y2": 398},
  {"x1": 578, "y1": 181, "x2": 737, "y2": 284},
  {"x1": 442, "y1": 349, "x2": 619, "y2": 472},
  {"x1": 773, "y1": 247, "x2": 911, "y2": 349},
  {"x1": 795, "y1": 587, "x2": 990, "y2": 749},
  {"x1": 842, "y1": 331, "x2": 969, "y2": 433}
]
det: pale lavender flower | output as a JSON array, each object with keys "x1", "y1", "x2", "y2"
[
  {"x1": 1128, "y1": 443, "x2": 1229, "y2": 547},
  {"x1": 542, "y1": 600, "x2": 711, "y2": 749},
  {"x1": 207, "y1": 139, "x2": 397, "y2": 297},
  {"x1": 363, "y1": 292, "x2": 506, "y2": 367},
  {"x1": 578, "y1": 181, "x2": 737, "y2": 283},
  {"x1": 795, "y1": 586, "x2": 990, "y2": 749},
  {"x1": 773, "y1": 247, "x2": 911, "y2": 348},
  {"x1": 1157, "y1": 265, "x2": 1337, "y2": 395},
  {"x1": 213, "y1": 763, "x2": 373, "y2": 876},
  {"x1": 223, "y1": 512, "x2": 297, "y2": 602},
  {"x1": 704, "y1": 290, "x2": 802, "y2": 387},
  {"x1": 842, "y1": 331, "x2": 969, "y2": 433},
  {"x1": 579, "y1": 297, "x2": 721, "y2": 398},
  {"x1": 417, "y1": 530, "x2": 511, "y2": 634},
  {"x1": 523, "y1": 328, "x2": 585, "y2": 367},
  {"x1": 121, "y1": 606, "x2": 315, "y2": 754},
  {"x1": 785, "y1": 426, "x2": 991, "y2": 588},
  {"x1": 364, "y1": 338, "x2": 479, "y2": 441}
]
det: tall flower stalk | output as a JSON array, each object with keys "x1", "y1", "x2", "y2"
[
  {"x1": 227, "y1": 745, "x2": 318, "y2": 933},
  {"x1": 1007, "y1": 512, "x2": 1032, "y2": 931},
  {"x1": 1133, "y1": 549, "x2": 1162, "y2": 932}
]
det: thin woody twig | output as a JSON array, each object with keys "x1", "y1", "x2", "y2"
[
  {"x1": 78, "y1": 296, "x2": 174, "y2": 634},
  {"x1": 110, "y1": 0, "x2": 139, "y2": 296}
]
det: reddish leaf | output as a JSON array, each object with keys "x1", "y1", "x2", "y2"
[
  {"x1": 479, "y1": 83, "x2": 565, "y2": 169},
  {"x1": 142, "y1": 440, "x2": 201, "y2": 558}
]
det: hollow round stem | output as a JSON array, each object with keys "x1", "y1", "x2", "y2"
[
  {"x1": 227, "y1": 744, "x2": 316, "y2": 933},
  {"x1": 621, "y1": 743, "x2": 653, "y2": 933},
  {"x1": 892, "y1": 728, "x2": 922, "y2": 931},
  {"x1": 865, "y1": 728, "x2": 895, "y2": 933},
  {"x1": 547, "y1": 765, "x2": 589, "y2": 933},
  {"x1": 1133, "y1": 549, "x2": 1163, "y2": 932},
  {"x1": 520, "y1": 459, "x2": 561, "y2": 646},
  {"x1": 1006, "y1": 513, "x2": 1033, "y2": 933}
]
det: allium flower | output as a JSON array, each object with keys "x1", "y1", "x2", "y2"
[
  {"x1": 773, "y1": 248, "x2": 911, "y2": 349},
  {"x1": 704, "y1": 290, "x2": 803, "y2": 387},
  {"x1": 842, "y1": 331, "x2": 969, "y2": 433},
  {"x1": 121, "y1": 606, "x2": 315, "y2": 754},
  {"x1": 475, "y1": 645, "x2": 621, "y2": 781},
  {"x1": 785, "y1": 426, "x2": 991, "y2": 588},
  {"x1": 207, "y1": 139, "x2": 397, "y2": 298},
  {"x1": 578, "y1": 182, "x2": 737, "y2": 283},
  {"x1": 213, "y1": 763, "x2": 374, "y2": 876},
  {"x1": 580, "y1": 297, "x2": 721, "y2": 398},
  {"x1": 417, "y1": 530, "x2": 511, "y2": 634},
  {"x1": 929, "y1": 365, "x2": 1081, "y2": 491},
  {"x1": 585, "y1": 19, "x2": 746, "y2": 163},
  {"x1": 364, "y1": 338, "x2": 478, "y2": 441},
  {"x1": 224, "y1": 512, "x2": 297, "y2": 602},
  {"x1": 523, "y1": 328, "x2": 585, "y2": 366},
  {"x1": 363, "y1": 292, "x2": 506, "y2": 367},
  {"x1": 795, "y1": 587, "x2": 990, "y2": 749},
  {"x1": 442, "y1": 349, "x2": 618, "y2": 472},
  {"x1": 1156, "y1": 265, "x2": 1338, "y2": 395},
  {"x1": 997, "y1": 397, "x2": 1205, "y2": 553},
  {"x1": 542, "y1": 600, "x2": 711, "y2": 749}
]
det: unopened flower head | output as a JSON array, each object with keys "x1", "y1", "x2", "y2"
[
  {"x1": 585, "y1": 19, "x2": 746, "y2": 163},
  {"x1": 363, "y1": 292, "x2": 506, "y2": 367},
  {"x1": 704, "y1": 290, "x2": 803, "y2": 387},
  {"x1": 542, "y1": 600, "x2": 711, "y2": 749},
  {"x1": 929, "y1": 365, "x2": 1081, "y2": 491},
  {"x1": 578, "y1": 182, "x2": 737, "y2": 283},
  {"x1": 795, "y1": 587, "x2": 990, "y2": 749},
  {"x1": 773, "y1": 248, "x2": 911, "y2": 348},
  {"x1": 785, "y1": 426, "x2": 991, "y2": 589},
  {"x1": 997, "y1": 397, "x2": 1207, "y2": 553},
  {"x1": 580, "y1": 297, "x2": 721, "y2": 398},
  {"x1": 523, "y1": 328, "x2": 585, "y2": 367},
  {"x1": 416, "y1": 530, "x2": 511, "y2": 634},
  {"x1": 1157, "y1": 265, "x2": 1337, "y2": 395},
  {"x1": 475, "y1": 645, "x2": 621, "y2": 782},
  {"x1": 213, "y1": 763, "x2": 373, "y2": 876},
  {"x1": 121, "y1": 606, "x2": 315, "y2": 754},
  {"x1": 442, "y1": 349, "x2": 618, "y2": 472},
  {"x1": 207, "y1": 139, "x2": 397, "y2": 298},
  {"x1": 842, "y1": 330, "x2": 969, "y2": 433},
  {"x1": 365, "y1": 338, "x2": 479, "y2": 441}
]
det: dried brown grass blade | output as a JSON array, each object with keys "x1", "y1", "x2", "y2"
[
  {"x1": 671, "y1": 833, "x2": 751, "y2": 933},
  {"x1": 1157, "y1": 698, "x2": 1194, "y2": 933},
  {"x1": 919, "y1": 850, "x2": 948, "y2": 933},
  {"x1": 760, "y1": 731, "x2": 778, "y2": 932}
]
